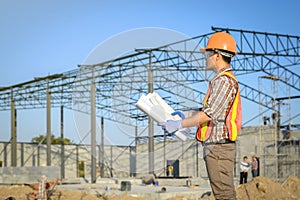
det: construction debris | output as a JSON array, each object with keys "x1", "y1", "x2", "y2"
[{"x1": 0, "y1": 176, "x2": 299, "y2": 200}]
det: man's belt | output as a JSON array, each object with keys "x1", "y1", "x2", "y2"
[{"x1": 203, "y1": 139, "x2": 235, "y2": 146}]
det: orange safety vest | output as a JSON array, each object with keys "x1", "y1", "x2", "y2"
[{"x1": 196, "y1": 71, "x2": 242, "y2": 142}]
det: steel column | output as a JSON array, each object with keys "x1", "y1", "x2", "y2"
[
  {"x1": 91, "y1": 79, "x2": 97, "y2": 183},
  {"x1": 10, "y1": 99, "x2": 17, "y2": 167},
  {"x1": 60, "y1": 105, "x2": 65, "y2": 179},
  {"x1": 148, "y1": 51, "x2": 154, "y2": 174},
  {"x1": 100, "y1": 117, "x2": 104, "y2": 178},
  {"x1": 46, "y1": 90, "x2": 51, "y2": 166}
]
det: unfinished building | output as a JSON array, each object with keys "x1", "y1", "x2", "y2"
[{"x1": 0, "y1": 27, "x2": 299, "y2": 183}]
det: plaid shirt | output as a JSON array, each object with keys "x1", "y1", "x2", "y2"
[
  {"x1": 202, "y1": 69, "x2": 238, "y2": 142},
  {"x1": 251, "y1": 160, "x2": 258, "y2": 170}
]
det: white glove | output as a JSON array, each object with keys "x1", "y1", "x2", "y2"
[
  {"x1": 165, "y1": 120, "x2": 182, "y2": 134},
  {"x1": 158, "y1": 120, "x2": 188, "y2": 141}
]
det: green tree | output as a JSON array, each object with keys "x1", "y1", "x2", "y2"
[{"x1": 31, "y1": 134, "x2": 73, "y2": 144}]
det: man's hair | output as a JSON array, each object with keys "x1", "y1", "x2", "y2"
[
  {"x1": 243, "y1": 156, "x2": 248, "y2": 159},
  {"x1": 221, "y1": 54, "x2": 232, "y2": 64},
  {"x1": 217, "y1": 49, "x2": 234, "y2": 64}
]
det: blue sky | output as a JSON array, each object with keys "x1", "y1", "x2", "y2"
[{"x1": 0, "y1": 0, "x2": 299, "y2": 144}]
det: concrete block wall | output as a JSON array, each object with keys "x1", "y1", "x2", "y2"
[
  {"x1": 0, "y1": 143, "x2": 131, "y2": 179},
  {"x1": 0, "y1": 166, "x2": 59, "y2": 184},
  {"x1": 0, "y1": 126, "x2": 299, "y2": 181},
  {"x1": 136, "y1": 139, "x2": 205, "y2": 178}
]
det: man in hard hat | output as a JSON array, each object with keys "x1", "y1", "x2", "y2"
[{"x1": 160, "y1": 32, "x2": 242, "y2": 200}]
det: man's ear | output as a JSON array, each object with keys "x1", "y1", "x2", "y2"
[{"x1": 215, "y1": 53, "x2": 220, "y2": 61}]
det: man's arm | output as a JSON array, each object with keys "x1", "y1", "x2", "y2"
[{"x1": 181, "y1": 111, "x2": 211, "y2": 128}]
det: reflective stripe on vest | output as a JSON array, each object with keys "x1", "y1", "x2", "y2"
[{"x1": 196, "y1": 71, "x2": 242, "y2": 142}]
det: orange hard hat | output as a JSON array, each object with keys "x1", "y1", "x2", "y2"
[{"x1": 201, "y1": 32, "x2": 237, "y2": 55}]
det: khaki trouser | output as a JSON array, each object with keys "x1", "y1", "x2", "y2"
[{"x1": 203, "y1": 142, "x2": 236, "y2": 200}]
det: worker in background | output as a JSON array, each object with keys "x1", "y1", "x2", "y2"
[
  {"x1": 251, "y1": 156, "x2": 259, "y2": 178},
  {"x1": 159, "y1": 32, "x2": 242, "y2": 200},
  {"x1": 240, "y1": 156, "x2": 250, "y2": 184},
  {"x1": 142, "y1": 174, "x2": 157, "y2": 186}
]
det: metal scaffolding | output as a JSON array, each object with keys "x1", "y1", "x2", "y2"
[{"x1": 0, "y1": 27, "x2": 300, "y2": 181}]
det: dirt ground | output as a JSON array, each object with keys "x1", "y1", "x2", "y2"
[
  {"x1": 201, "y1": 176, "x2": 300, "y2": 200},
  {"x1": 0, "y1": 176, "x2": 299, "y2": 200}
]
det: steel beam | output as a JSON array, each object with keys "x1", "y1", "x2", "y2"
[{"x1": 0, "y1": 27, "x2": 299, "y2": 145}]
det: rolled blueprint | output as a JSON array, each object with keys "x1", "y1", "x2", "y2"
[{"x1": 136, "y1": 92, "x2": 188, "y2": 141}]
